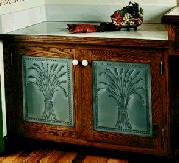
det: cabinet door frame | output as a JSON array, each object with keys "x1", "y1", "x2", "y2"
[
  {"x1": 80, "y1": 47, "x2": 168, "y2": 154},
  {"x1": 14, "y1": 42, "x2": 81, "y2": 143}
]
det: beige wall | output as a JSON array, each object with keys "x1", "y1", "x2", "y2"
[
  {"x1": 0, "y1": 0, "x2": 178, "y2": 18},
  {"x1": 44, "y1": 0, "x2": 178, "y2": 23},
  {"x1": 45, "y1": 0, "x2": 177, "y2": 5}
]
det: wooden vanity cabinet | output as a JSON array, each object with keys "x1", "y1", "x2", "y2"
[{"x1": 4, "y1": 36, "x2": 171, "y2": 156}]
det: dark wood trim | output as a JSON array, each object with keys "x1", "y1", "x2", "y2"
[
  {"x1": 162, "y1": 15, "x2": 179, "y2": 24},
  {"x1": 8, "y1": 35, "x2": 171, "y2": 49},
  {"x1": 161, "y1": 6, "x2": 179, "y2": 24}
]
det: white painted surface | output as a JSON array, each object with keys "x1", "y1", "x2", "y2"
[
  {"x1": 165, "y1": 6, "x2": 179, "y2": 15},
  {"x1": 0, "y1": 0, "x2": 45, "y2": 33},
  {"x1": 8, "y1": 22, "x2": 168, "y2": 40},
  {"x1": 0, "y1": 6, "x2": 46, "y2": 33},
  {"x1": 0, "y1": 41, "x2": 7, "y2": 137}
]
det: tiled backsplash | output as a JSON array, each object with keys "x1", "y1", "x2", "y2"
[{"x1": 0, "y1": 0, "x2": 24, "y2": 6}]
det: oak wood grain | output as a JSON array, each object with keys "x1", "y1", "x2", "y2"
[
  {"x1": 10, "y1": 35, "x2": 171, "y2": 48},
  {"x1": 3, "y1": 34, "x2": 171, "y2": 156}
]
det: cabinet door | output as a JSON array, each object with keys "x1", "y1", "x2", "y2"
[
  {"x1": 15, "y1": 44, "x2": 79, "y2": 142},
  {"x1": 22, "y1": 56, "x2": 73, "y2": 127},
  {"x1": 93, "y1": 61, "x2": 152, "y2": 136},
  {"x1": 81, "y1": 48, "x2": 166, "y2": 154}
]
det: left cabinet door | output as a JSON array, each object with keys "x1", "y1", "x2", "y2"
[{"x1": 14, "y1": 43, "x2": 80, "y2": 143}]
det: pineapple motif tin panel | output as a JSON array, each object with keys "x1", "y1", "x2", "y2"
[
  {"x1": 93, "y1": 61, "x2": 152, "y2": 136},
  {"x1": 22, "y1": 56, "x2": 73, "y2": 127}
]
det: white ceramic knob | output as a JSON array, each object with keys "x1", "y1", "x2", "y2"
[
  {"x1": 82, "y1": 60, "x2": 88, "y2": 66},
  {"x1": 72, "y1": 59, "x2": 78, "y2": 66}
]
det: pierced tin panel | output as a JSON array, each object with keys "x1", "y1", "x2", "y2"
[
  {"x1": 93, "y1": 61, "x2": 152, "y2": 136},
  {"x1": 22, "y1": 56, "x2": 73, "y2": 127}
]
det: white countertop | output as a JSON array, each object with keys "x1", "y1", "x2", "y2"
[{"x1": 8, "y1": 22, "x2": 168, "y2": 40}]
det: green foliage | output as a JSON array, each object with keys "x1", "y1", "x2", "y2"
[{"x1": 121, "y1": 1, "x2": 143, "y2": 18}]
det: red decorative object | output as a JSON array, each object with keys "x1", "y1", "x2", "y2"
[
  {"x1": 111, "y1": 11, "x2": 123, "y2": 30},
  {"x1": 67, "y1": 24, "x2": 97, "y2": 33}
]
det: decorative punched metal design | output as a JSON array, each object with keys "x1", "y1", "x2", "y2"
[
  {"x1": 93, "y1": 61, "x2": 152, "y2": 136},
  {"x1": 22, "y1": 56, "x2": 73, "y2": 126},
  {"x1": 0, "y1": 0, "x2": 24, "y2": 6}
]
